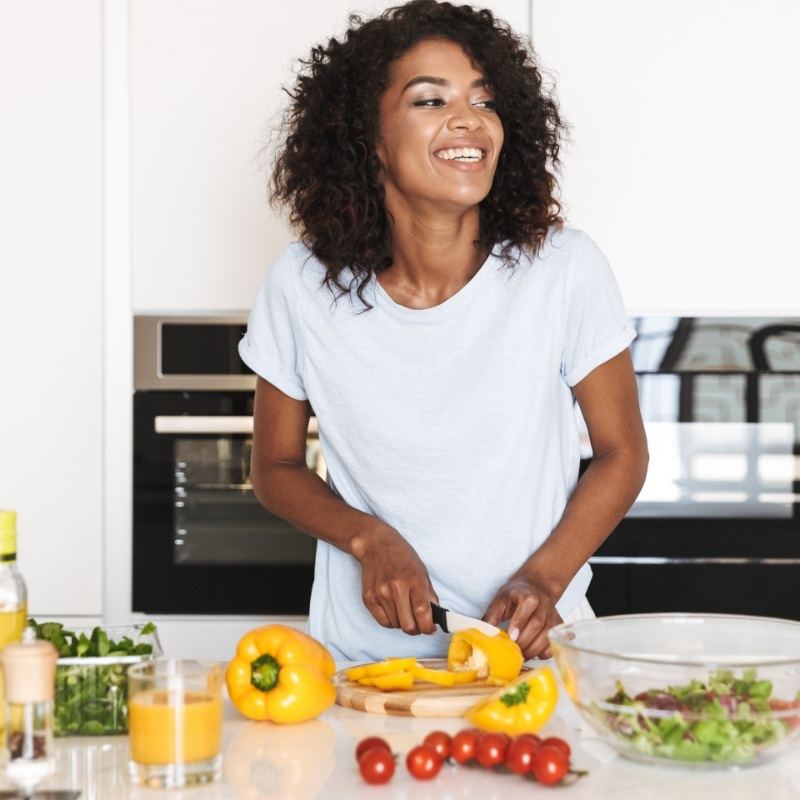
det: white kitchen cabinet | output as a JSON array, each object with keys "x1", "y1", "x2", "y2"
[
  {"x1": 531, "y1": 0, "x2": 800, "y2": 314},
  {"x1": 130, "y1": 0, "x2": 530, "y2": 312},
  {"x1": 0, "y1": 1, "x2": 103, "y2": 615}
]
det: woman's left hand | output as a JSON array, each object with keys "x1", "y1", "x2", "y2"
[{"x1": 482, "y1": 575, "x2": 563, "y2": 660}]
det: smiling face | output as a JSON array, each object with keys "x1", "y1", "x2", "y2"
[{"x1": 375, "y1": 38, "x2": 504, "y2": 215}]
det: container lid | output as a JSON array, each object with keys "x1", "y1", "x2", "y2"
[
  {"x1": 0, "y1": 510, "x2": 17, "y2": 557},
  {"x1": 0, "y1": 636, "x2": 58, "y2": 703}
]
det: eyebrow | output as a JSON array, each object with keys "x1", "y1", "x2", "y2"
[{"x1": 401, "y1": 76, "x2": 489, "y2": 93}]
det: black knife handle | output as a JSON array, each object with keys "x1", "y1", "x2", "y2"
[{"x1": 430, "y1": 602, "x2": 449, "y2": 633}]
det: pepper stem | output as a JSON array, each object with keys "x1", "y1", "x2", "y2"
[{"x1": 250, "y1": 653, "x2": 280, "y2": 692}]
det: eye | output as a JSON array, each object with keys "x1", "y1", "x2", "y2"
[
  {"x1": 475, "y1": 99, "x2": 497, "y2": 110},
  {"x1": 413, "y1": 98, "x2": 444, "y2": 107}
]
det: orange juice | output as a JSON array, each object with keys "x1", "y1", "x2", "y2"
[{"x1": 129, "y1": 689, "x2": 222, "y2": 764}]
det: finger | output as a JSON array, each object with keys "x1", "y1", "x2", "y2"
[
  {"x1": 517, "y1": 608, "x2": 547, "y2": 654},
  {"x1": 483, "y1": 595, "x2": 510, "y2": 626},
  {"x1": 377, "y1": 584, "x2": 401, "y2": 629},
  {"x1": 411, "y1": 584, "x2": 437, "y2": 635},
  {"x1": 392, "y1": 582, "x2": 420, "y2": 636},
  {"x1": 508, "y1": 595, "x2": 540, "y2": 643},
  {"x1": 364, "y1": 594, "x2": 391, "y2": 628},
  {"x1": 524, "y1": 626, "x2": 553, "y2": 661}
]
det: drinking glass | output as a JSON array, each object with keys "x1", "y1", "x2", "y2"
[{"x1": 127, "y1": 659, "x2": 223, "y2": 788}]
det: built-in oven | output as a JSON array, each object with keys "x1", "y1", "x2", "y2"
[
  {"x1": 586, "y1": 317, "x2": 800, "y2": 619},
  {"x1": 133, "y1": 315, "x2": 323, "y2": 614}
]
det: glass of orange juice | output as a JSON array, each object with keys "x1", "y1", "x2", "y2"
[{"x1": 127, "y1": 660, "x2": 223, "y2": 788}]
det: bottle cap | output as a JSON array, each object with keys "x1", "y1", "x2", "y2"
[
  {"x1": 0, "y1": 510, "x2": 16, "y2": 558},
  {"x1": 0, "y1": 637, "x2": 58, "y2": 703}
]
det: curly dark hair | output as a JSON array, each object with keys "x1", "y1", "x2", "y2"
[{"x1": 270, "y1": 0, "x2": 567, "y2": 306}]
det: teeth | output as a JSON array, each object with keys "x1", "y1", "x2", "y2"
[{"x1": 435, "y1": 147, "x2": 484, "y2": 162}]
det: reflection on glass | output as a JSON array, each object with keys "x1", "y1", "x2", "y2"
[{"x1": 632, "y1": 423, "x2": 796, "y2": 518}]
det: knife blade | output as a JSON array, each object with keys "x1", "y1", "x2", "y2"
[{"x1": 430, "y1": 602, "x2": 502, "y2": 637}]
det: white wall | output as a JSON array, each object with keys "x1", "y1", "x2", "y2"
[
  {"x1": 531, "y1": 0, "x2": 800, "y2": 314},
  {"x1": 129, "y1": 0, "x2": 529, "y2": 312},
  {"x1": 0, "y1": 1, "x2": 103, "y2": 615}
]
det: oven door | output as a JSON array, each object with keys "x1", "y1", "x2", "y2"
[{"x1": 133, "y1": 391, "x2": 322, "y2": 614}]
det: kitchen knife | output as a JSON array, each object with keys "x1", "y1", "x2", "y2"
[{"x1": 430, "y1": 602, "x2": 502, "y2": 637}]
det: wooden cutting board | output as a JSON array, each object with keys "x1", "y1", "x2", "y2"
[{"x1": 334, "y1": 658, "x2": 528, "y2": 718}]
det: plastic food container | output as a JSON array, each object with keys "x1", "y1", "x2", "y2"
[
  {"x1": 53, "y1": 624, "x2": 162, "y2": 737},
  {"x1": 549, "y1": 613, "x2": 800, "y2": 768}
]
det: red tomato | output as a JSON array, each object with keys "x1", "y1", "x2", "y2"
[
  {"x1": 476, "y1": 733, "x2": 508, "y2": 768},
  {"x1": 422, "y1": 731, "x2": 452, "y2": 760},
  {"x1": 406, "y1": 745, "x2": 443, "y2": 780},
  {"x1": 450, "y1": 729, "x2": 480, "y2": 764},
  {"x1": 531, "y1": 745, "x2": 569, "y2": 785},
  {"x1": 359, "y1": 747, "x2": 395, "y2": 785},
  {"x1": 355, "y1": 736, "x2": 392, "y2": 762},
  {"x1": 540, "y1": 736, "x2": 571, "y2": 760},
  {"x1": 506, "y1": 736, "x2": 539, "y2": 775},
  {"x1": 516, "y1": 733, "x2": 542, "y2": 747}
]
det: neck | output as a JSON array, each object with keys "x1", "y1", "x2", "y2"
[{"x1": 380, "y1": 190, "x2": 488, "y2": 308}]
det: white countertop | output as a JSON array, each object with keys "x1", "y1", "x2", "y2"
[{"x1": 8, "y1": 671, "x2": 800, "y2": 800}]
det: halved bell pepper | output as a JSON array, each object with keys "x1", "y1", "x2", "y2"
[
  {"x1": 226, "y1": 624, "x2": 336, "y2": 724},
  {"x1": 447, "y1": 628, "x2": 523, "y2": 685},
  {"x1": 465, "y1": 667, "x2": 559, "y2": 734}
]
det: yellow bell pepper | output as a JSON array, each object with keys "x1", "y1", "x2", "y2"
[
  {"x1": 226, "y1": 624, "x2": 336, "y2": 724},
  {"x1": 412, "y1": 664, "x2": 479, "y2": 686},
  {"x1": 447, "y1": 628, "x2": 523, "y2": 684},
  {"x1": 357, "y1": 671, "x2": 415, "y2": 690},
  {"x1": 465, "y1": 667, "x2": 558, "y2": 734},
  {"x1": 346, "y1": 657, "x2": 416, "y2": 682}
]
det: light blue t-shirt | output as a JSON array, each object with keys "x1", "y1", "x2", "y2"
[{"x1": 239, "y1": 226, "x2": 635, "y2": 660}]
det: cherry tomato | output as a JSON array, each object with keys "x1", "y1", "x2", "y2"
[
  {"x1": 506, "y1": 736, "x2": 539, "y2": 775},
  {"x1": 540, "y1": 736, "x2": 571, "y2": 760},
  {"x1": 531, "y1": 744, "x2": 569, "y2": 786},
  {"x1": 476, "y1": 733, "x2": 508, "y2": 768},
  {"x1": 359, "y1": 746, "x2": 395, "y2": 785},
  {"x1": 516, "y1": 733, "x2": 542, "y2": 747},
  {"x1": 406, "y1": 745, "x2": 443, "y2": 780},
  {"x1": 422, "y1": 730, "x2": 452, "y2": 760},
  {"x1": 450, "y1": 729, "x2": 480, "y2": 764},
  {"x1": 355, "y1": 736, "x2": 392, "y2": 762}
]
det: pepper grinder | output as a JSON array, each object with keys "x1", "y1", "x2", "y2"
[{"x1": 0, "y1": 629, "x2": 58, "y2": 797}]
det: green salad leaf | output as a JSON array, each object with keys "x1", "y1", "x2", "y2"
[
  {"x1": 593, "y1": 669, "x2": 800, "y2": 764},
  {"x1": 27, "y1": 619, "x2": 158, "y2": 736}
]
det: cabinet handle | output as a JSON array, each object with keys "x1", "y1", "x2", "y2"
[{"x1": 154, "y1": 415, "x2": 318, "y2": 435}]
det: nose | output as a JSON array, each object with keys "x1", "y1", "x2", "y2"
[{"x1": 446, "y1": 100, "x2": 483, "y2": 132}]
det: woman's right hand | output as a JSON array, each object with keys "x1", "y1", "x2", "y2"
[{"x1": 353, "y1": 525, "x2": 439, "y2": 635}]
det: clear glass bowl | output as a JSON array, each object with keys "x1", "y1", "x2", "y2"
[
  {"x1": 548, "y1": 613, "x2": 800, "y2": 768},
  {"x1": 53, "y1": 624, "x2": 163, "y2": 737}
]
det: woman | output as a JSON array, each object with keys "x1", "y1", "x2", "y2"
[{"x1": 240, "y1": 0, "x2": 649, "y2": 662}]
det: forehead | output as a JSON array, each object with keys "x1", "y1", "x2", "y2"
[{"x1": 387, "y1": 38, "x2": 484, "y2": 87}]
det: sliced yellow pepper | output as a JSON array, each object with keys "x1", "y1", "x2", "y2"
[
  {"x1": 225, "y1": 624, "x2": 335, "y2": 724},
  {"x1": 447, "y1": 628, "x2": 523, "y2": 684},
  {"x1": 412, "y1": 664, "x2": 479, "y2": 686},
  {"x1": 358, "y1": 671, "x2": 415, "y2": 690},
  {"x1": 346, "y1": 657, "x2": 416, "y2": 682},
  {"x1": 465, "y1": 667, "x2": 558, "y2": 734}
]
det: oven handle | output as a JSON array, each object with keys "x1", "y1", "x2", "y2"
[{"x1": 154, "y1": 415, "x2": 318, "y2": 435}]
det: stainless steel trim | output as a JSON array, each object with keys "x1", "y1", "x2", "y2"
[
  {"x1": 154, "y1": 415, "x2": 318, "y2": 436},
  {"x1": 134, "y1": 314, "x2": 256, "y2": 391},
  {"x1": 589, "y1": 556, "x2": 800, "y2": 566}
]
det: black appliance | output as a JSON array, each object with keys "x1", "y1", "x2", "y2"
[
  {"x1": 133, "y1": 315, "x2": 321, "y2": 614},
  {"x1": 587, "y1": 317, "x2": 800, "y2": 619}
]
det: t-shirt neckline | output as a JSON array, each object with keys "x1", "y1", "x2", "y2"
[{"x1": 371, "y1": 244, "x2": 502, "y2": 321}]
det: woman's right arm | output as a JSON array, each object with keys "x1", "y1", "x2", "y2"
[{"x1": 250, "y1": 377, "x2": 438, "y2": 635}]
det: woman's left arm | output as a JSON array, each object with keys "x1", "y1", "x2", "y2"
[{"x1": 483, "y1": 348, "x2": 649, "y2": 659}]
